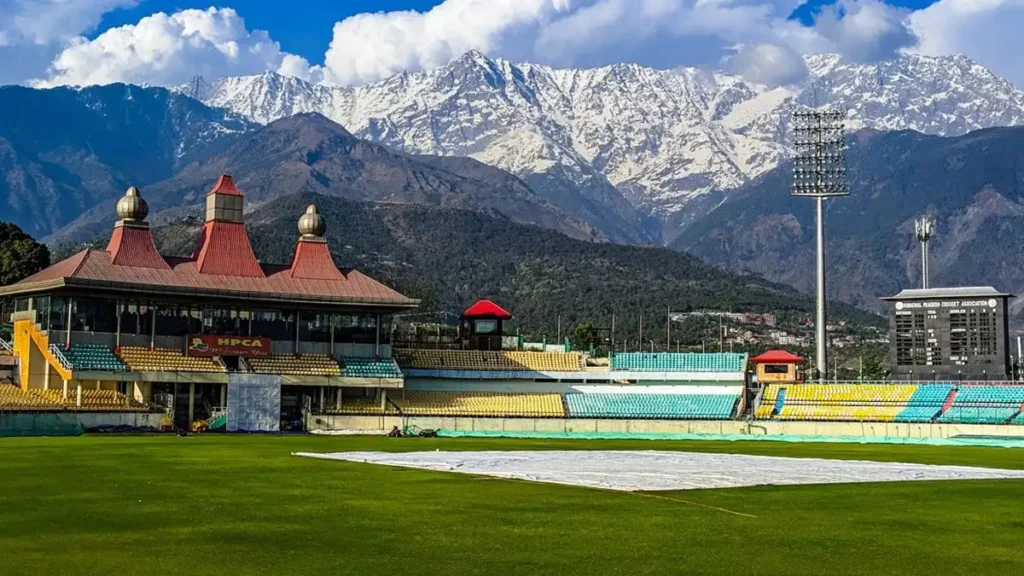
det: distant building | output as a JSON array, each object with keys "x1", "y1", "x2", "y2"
[{"x1": 881, "y1": 287, "x2": 1012, "y2": 381}]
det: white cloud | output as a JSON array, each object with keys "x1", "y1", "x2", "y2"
[
  {"x1": 322, "y1": 0, "x2": 573, "y2": 86},
  {"x1": 909, "y1": 0, "x2": 1024, "y2": 86},
  {"x1": 811, "y1": 0, "x2": 916, "y2": 63},
  {"x1": 0, "y1": 0, "x2": 137, "y2": 45},
  {"x1": 728, "y1": 43, "x2": 809, "y2": 86},
  {"x1": 319, "y1": 0, "x2": 919, "y2": 87},
  {"x1": 33, "y1": 7, "x2": 319, "y2": 87}
]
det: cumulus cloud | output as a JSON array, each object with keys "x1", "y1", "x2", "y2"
[
  {"x1": 728, "y1": 43, "x2": 809, "y2": 86},
  {"x1": 318, "y1": 0, "x2": 921, "y2": 87},
  {"x1": 0, "y1": 0, "x2": 137, "y2": 45},
  {"x1": 811, "y1": 0, "x2": 916, "y2": 63},
  {"x1": 322, "y1": 0, "x2": 573, "y2": 86},
  {"x1": 12, "y1": 0, "x2": 1024, "y2": 91},
  {"x1": 0, "y1": 0, "x2": 138, "y2": 84},
  {"x1": 909, "y1": 0, "x2": 1024, "y2": 86},
  {"x1": 33, "y1": 7, "x2": 319, "y2": 87}
]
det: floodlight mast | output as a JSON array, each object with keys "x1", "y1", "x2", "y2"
[
  {"x1": 791, "y1": 109, "x2": 848, "y2": 383},
  {"x1": 914, "y1": 218, "x2": 934, "y2": 289}
]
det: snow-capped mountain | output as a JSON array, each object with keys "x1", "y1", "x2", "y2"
[{"x1": 191, "y1": 51, "x2": 1024, "y2": 242}]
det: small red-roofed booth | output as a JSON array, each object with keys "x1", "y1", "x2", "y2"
[
  {"x1": 460, "y1": 300, "x2": 512, "y2": 351},
  {"x1": 750, "y1": 349, "x2": 804, "y2": 384}
]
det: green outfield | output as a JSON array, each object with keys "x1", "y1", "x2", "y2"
[{"x1": 2, "y1": 435, "x2": 1023, "y2": 576}]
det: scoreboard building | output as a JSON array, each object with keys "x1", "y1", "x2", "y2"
[{"x1": 881, "y1": 287, "x2": 1013, "y2": 381}]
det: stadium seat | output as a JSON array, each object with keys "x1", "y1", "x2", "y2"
[
  {"x1": 754, "y1": 384, "x2": 785, "y2": 419},
  {"x1": 894, "y1": 384, "x2": 953, "y2": 423},
  {"x1": 0, "y1": 385, "x2": 64, "y2": 410},
  {"x1": 118, "y1": 347, "x2": 225, "y2": 373},
  {"x1": 936, "y1": 385, "x2": 1024, "y2": 424},
  {"x1": 393, "y1": 349, "x2": 583, "y2": 372},
  {"x1": 610, "y1": 352, "x2": 747, "y2": 372},
  {"x1": 50, "y1": 344, "x2": 128, "y2": 372},
  {"x1": 340, "y1": 357, "x2": 403, "y2": 379},
  {"x1": 389, "y1": 391, "x2": 566, "y2": 417},
  {"x1": 760, "y1": 383, "x2": 955, "y2": 423},
  {"x1": 248, "y1": 354, "x2": 341, "y2": 376},
  {"x1": 564, "y1": 393, "x2": 738, "y2": 419}
]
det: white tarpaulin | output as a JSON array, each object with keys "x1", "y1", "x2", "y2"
[{"x1": 295, "y1": 450, "x2": 1024, "y2": 492}]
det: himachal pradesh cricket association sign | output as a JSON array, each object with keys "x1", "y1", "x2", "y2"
[{"x1": 187, "y1": 335, "x2": 271, "y2": 357}]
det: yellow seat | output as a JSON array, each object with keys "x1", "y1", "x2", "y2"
[{"x1": 393, "y1": 349, "x2": 583, "y2": 372}]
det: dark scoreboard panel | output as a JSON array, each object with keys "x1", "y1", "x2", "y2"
[{"x1": 889, "y1": 296, "x2": 1010, "y2": 380}]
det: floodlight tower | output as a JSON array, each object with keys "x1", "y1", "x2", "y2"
[
  {"x1": 792, "y1": 109, "x2": 848, "y2": 383},
  {"x1": 914, "y1": 218, "x2": 934, "y2": 289}
]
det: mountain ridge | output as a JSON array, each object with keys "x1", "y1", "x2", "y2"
[
  {"x1": 47, "y1": 112, "x2": 603, "y2": 245},
  {"x1": 192, "y1": 51, "x2": 1024, "y2": 241}
]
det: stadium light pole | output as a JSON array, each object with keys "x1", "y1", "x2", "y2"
[
  {"x1": 914, "y1": 218, "x2": 934, "y2": 289},
  {"x1": 792, "y1": 108, "x2": 848, "y2": 383}
]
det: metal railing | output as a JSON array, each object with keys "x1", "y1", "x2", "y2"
[
  {"x1": 0, "y1": 337, "x2": 11, "y2": 354},
  {"x1": 47, "y1": 344, "x2": 72, "y2": 371}
]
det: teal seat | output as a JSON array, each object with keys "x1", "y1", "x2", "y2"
[
  {"x1": 937, "y1": 406, "x2": 1018, "y2": 424},
  {"x1": 51, "y1": 344, "x2": 127, "y2": 372},
  {"x1": 610, "y1": 352, "x2": 747, "y2": 372},
  {"x1": 936, "y1": 385, "x2": 1024, "y2": 424},
  {"x1": 894, "y1": 384, "x2": 953, "y2": 422},
  {"x1": 564, "y1": 393, "x2": 738, "y2": 420},
  {"x1": 340, "y1": 357, "x2": 403, "y2": 379}
]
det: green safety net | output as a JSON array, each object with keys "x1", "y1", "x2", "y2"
[{"x1": 0, "y1": 412, "x2": 85, "y2": 437}]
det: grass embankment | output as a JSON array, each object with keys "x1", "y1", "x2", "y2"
[{"x1": 1, "y1": 435, "x2": 1022, "y2": 576}]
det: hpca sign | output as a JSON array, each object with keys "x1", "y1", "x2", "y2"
[{"x1": 187, "y1": 334, "x2": 271, "y2": 357}]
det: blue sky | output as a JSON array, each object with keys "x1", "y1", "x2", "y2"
[
  {"x1": 2, "y1": 0, "x2": 1023, "y2": 88},
  {"x1": 93, "y1": 1, "x2": 447, "y2": 64},
  {"x1": 87, "y1": 0, "x2": 943, "y2": 66}
]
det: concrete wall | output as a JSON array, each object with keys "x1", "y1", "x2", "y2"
[{"x1": 306, "y1": 414, "x2": 1024, "y2": 439}]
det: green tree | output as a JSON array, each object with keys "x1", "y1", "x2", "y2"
[
  {"x1": 0, "y1": 223, "x2": 50, "y2": 286},
  {"x1": 569, "y1": 321, "x2": 601, "y2": 351}
]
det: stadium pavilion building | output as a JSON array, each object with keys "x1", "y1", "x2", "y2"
[
  {"x1": 5, "y1": 178, "x2": 1024, "y2": 437},
  {"x1": 0, "y1": 176, "x2": 416, "y2": 430}
]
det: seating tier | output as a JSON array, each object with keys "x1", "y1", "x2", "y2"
[
  {"x1": 340, "y1": 357, "x2": 402, "y2": 379},
  {"x1": 937, "y1": 406, "x2": 1019, "y2": 425},
  {"x1": 0, "y1": 385, "x2": 63, "y2": 410},
  {"x1": 51, "y1": 344, "x2": 127, "y2": 372},
  {"x1": 118, "y1": 347, "x2": 225, "y2": 373},
  {"x1": 394, "y1": 349, "x2": 582, "y2": 372},
  {"x1": 248, "y1": 354, "x2": 341, "y2": 376},
  {"x1": 611, "y1": 352, "x2": 747, "y2": 372},
  {"x1": 564, "y1": 393, "x2": 737, "y2": 419},
  {"x1": 389, "y1": 391, "x2": 565, "y2": 417},
  {"x1": 760, "y1": 384, "x2": 955, "y2": 423}
]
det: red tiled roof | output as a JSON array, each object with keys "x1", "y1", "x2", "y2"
[
  {"x1": 106, "y1": 224, "x2": 170, "y2": 270},
  {"x1": 462, "y1": 299, "x2": 512, "y2": 319},
  {"x1": 2, "y1": 248, "x2": 415, "y2": 307},
  {"x1": 750, "y1": 350, "x2": 804, "y2": 364},
  {"x1": 195, "y1": 221, "x2": 264, "y2": 278},
  {"x1": 209, "y1": 174, "x2": 242, "y2": 196},
  {"x1": 290, "y1": 240, "x2": 344, "y2": 281}
]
